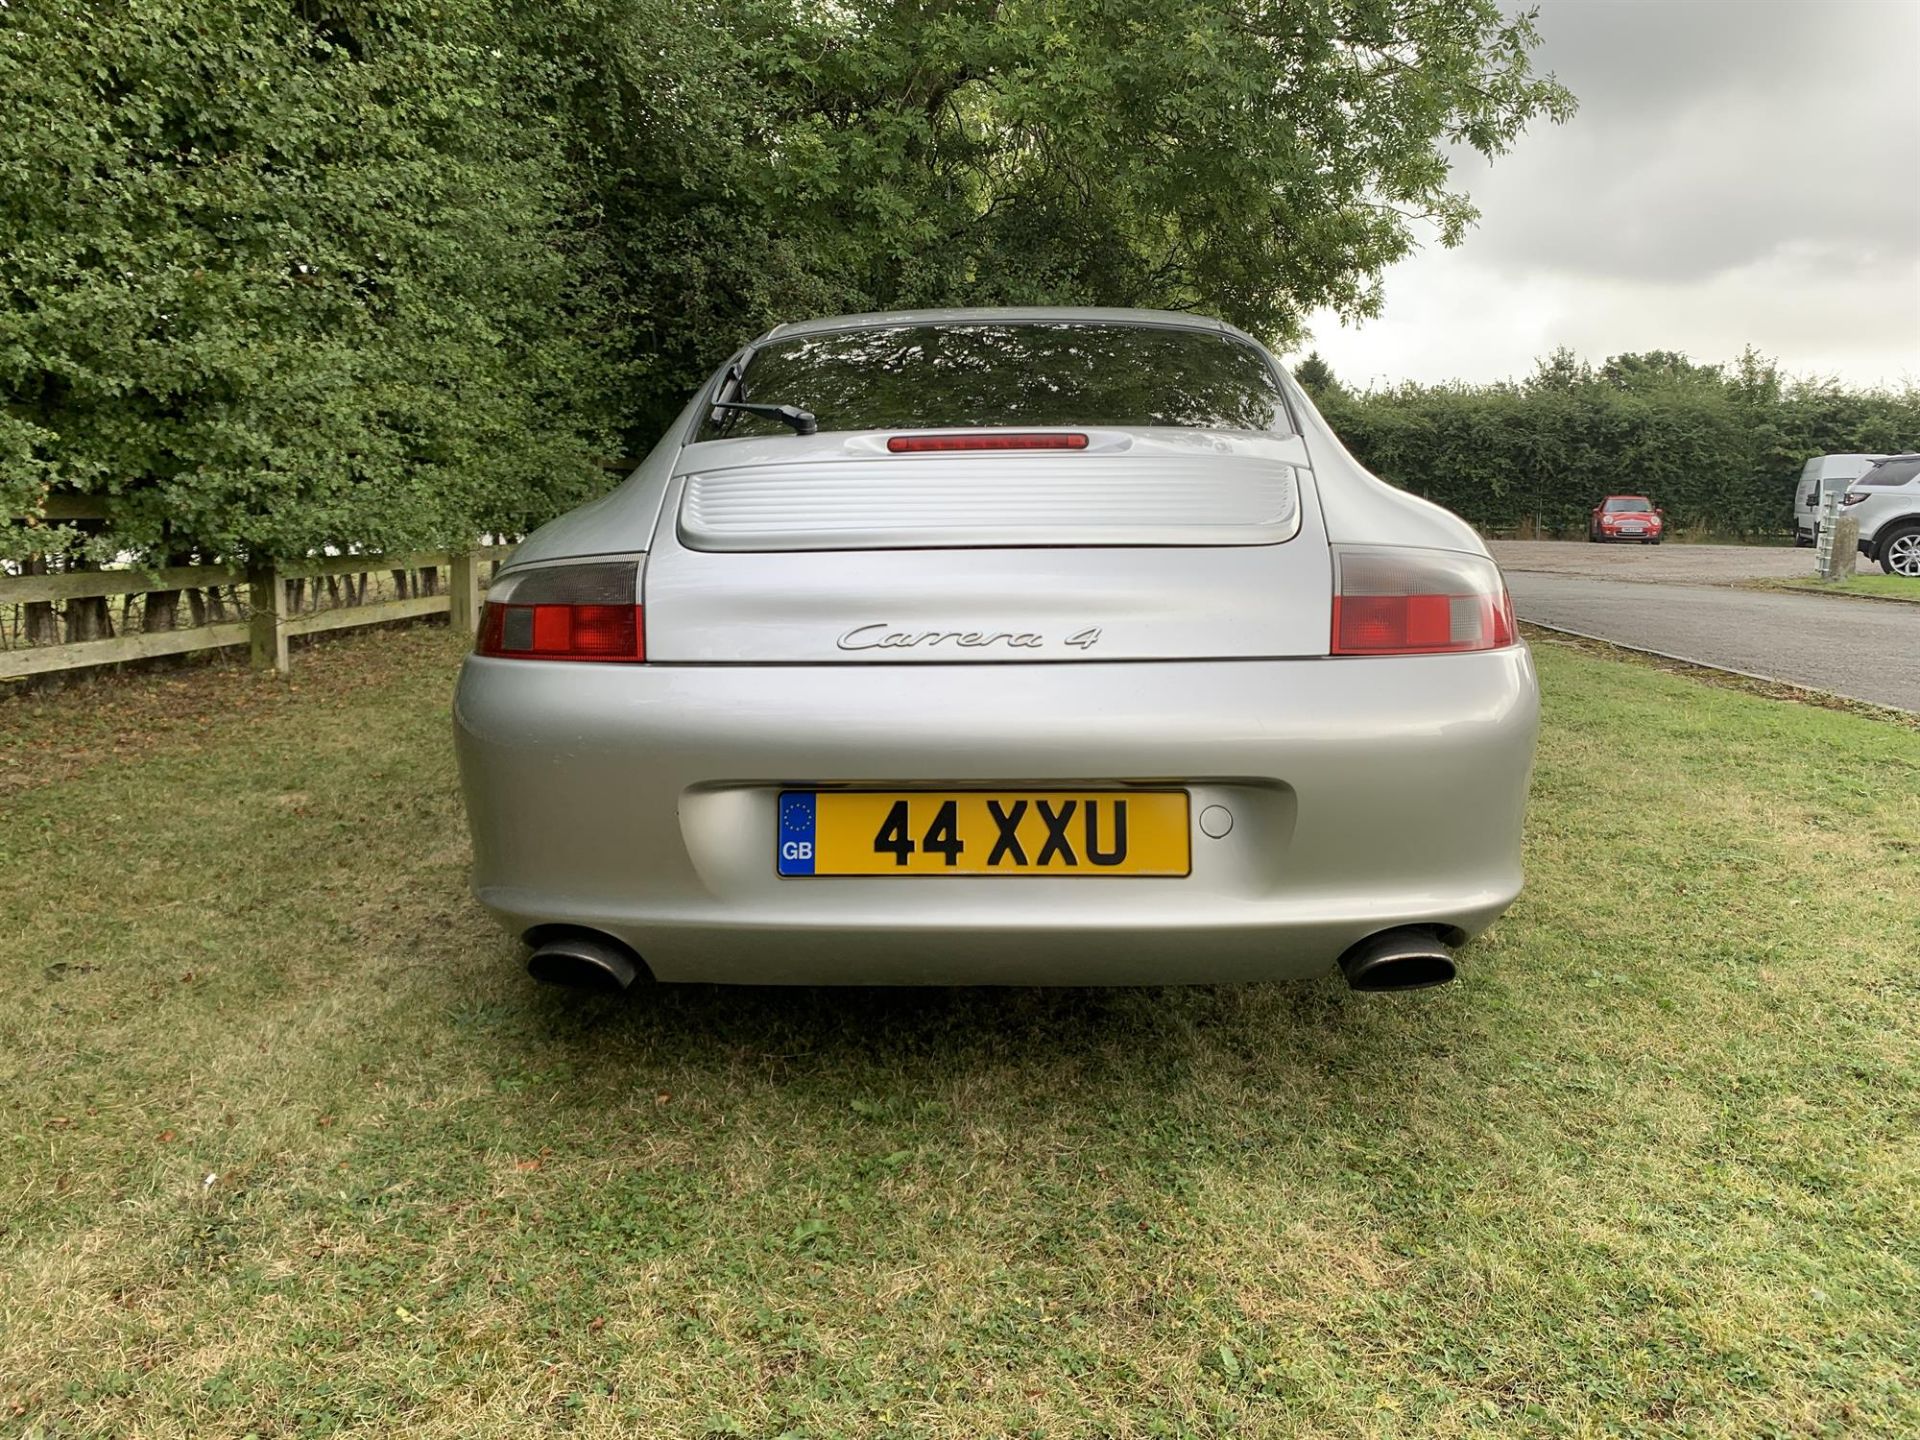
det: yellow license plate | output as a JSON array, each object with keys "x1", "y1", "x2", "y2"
[{"x1": 777, "y1": 791, "x2": 1190, "y2": 876}]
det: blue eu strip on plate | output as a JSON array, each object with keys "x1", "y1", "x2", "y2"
[{"x1": 778, "y1": 792, "x2": 816, "y2": 875}]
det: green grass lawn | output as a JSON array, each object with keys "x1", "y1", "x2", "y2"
[
  {"x1": 1765, "y1": 573, "x2": 1920, "y2": 603},
  {"x1": 3, "y1": 630, "x2": 1916, "y2": 1438}
]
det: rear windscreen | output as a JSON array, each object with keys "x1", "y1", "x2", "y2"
[
  {"x1": 1859, "y1": 458, "x2": 1920, "y2": 488},
  {"x1": 700, "y1": 323, "x2": 1292, "y2": 439}
]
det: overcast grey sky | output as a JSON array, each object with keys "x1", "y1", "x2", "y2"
[{"x1": 1295, "y1": 0, "x2": 1920, "y2": 389}]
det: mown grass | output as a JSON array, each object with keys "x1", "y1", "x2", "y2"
[
  {"x1": 2, "y1": 629, "x2": 1916, "y2": 1438},
  {"x1": 1762, "y1": 574, "x2": 1920, "y2": 603}
]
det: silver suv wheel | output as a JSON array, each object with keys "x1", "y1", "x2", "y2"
[{"x1": 1883, "y1": 529, "x2": 1920, "y2": 578}]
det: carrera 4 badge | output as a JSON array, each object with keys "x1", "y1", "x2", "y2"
[{"x1": 836, "y1": 624, "x2": 1103, "y2": 652}]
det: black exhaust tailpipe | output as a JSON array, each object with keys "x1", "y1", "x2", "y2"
[
  {"x1": 526, "y1": 931, "x2": 645, "y2": 993},
  {"x1": 1338, "y1": 928, "x2": 1458, "y2": 992}
]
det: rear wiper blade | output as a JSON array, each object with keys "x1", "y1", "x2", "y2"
[{"x1": 710, "y1": 400, "x2": 818, "y2": 436}]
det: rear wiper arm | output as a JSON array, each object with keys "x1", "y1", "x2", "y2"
[{"x1": 709, "y1": 400, "x2": 818, "y2": 436}]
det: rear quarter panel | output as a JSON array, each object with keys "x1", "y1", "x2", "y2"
[
  {"x1": 505, "y1": 389, "x2": 713, "y2": 566},
  {"x1": 1281, "y1": 374, "x2": 1494, "y2": 557}
]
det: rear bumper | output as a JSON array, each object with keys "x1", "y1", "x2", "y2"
[{"x1": 453, "y1": 651, "x2": 1540, "y2": 983}]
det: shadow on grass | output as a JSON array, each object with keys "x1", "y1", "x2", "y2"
[{"x1": 423, "y1": 927, "x2": 1481, "y2": 1151}]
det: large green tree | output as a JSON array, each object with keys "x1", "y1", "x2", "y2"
[{"x1": 543, "y1": 0, "x2": 1577, "y2": 437}]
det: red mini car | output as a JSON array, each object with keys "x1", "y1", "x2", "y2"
[{"x1": 1588, "y1": 495, "x2": 1665, "y2": 543}]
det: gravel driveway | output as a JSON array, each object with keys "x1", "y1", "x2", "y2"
[
  {"x1": 1489, "y1": 543, "x2": 1920, "y2": 712},
  {"x1": 1490, "y1": 540, "x2": 1815, "y2": 583}
]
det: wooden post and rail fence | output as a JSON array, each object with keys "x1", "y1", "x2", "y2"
[{"x1": 2, "y1": 498, "x2": 515, "y2": 683}]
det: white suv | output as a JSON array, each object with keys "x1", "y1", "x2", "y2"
[{"x1": 1841, "y1": 454, "x2": 1920, "y2": 577}]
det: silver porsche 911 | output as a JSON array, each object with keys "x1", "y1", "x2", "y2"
[{"x1": 454, "y1": 308, "x2": 1538, "y2": 993}]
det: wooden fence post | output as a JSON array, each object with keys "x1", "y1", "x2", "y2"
[
  {"x1": 448, "y1": 547, "x2": 481, "y2": 637},
  {"x1": 248, "y1": 559, "x2": 289, "y2": 673}
]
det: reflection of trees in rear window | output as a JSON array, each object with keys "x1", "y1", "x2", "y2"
[
  {"x1": 1861, "y1": 459, "x2": 1920, "y2": 487},
  {"x1": 1604, "y1": 497, "x2": 1653, "y2": 512},
  {"x1": 703, "y1": 324, "x2": 1289, "y2": 438}
]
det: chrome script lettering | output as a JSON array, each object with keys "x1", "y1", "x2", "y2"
[{"x1": 837, "y1": 624, "x2": 1050, "y2": 652}]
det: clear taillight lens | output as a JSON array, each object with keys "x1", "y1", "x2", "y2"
[
  {"x1": 477, "y1": 559, "x2": 644, "y2": 662},
  {"x1": 1331, "y1": 546, "x2": 1518, "y2": 656}
]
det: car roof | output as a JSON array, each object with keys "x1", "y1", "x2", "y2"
[{"x1": 760, "y1": 306, "x2": 1254, "y2": 347}]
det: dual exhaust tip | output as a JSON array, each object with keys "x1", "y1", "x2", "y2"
[
  {"x1": 525, "y1": 926, "x2": 1456, "y2": 994},
  {"x1": 1336, "y1": 927, "x2": 1458, "y2": 992},
  {"x1": 526, "y1": 930, "x2": 647, "y2": 993}
]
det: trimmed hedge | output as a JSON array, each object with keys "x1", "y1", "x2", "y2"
[
  {"x1": 1314, "y1": 354, "x2": 1920, "y2": 539},
  {"x1": 0, "y1": 0, "x2": 621, "y2": 563}
]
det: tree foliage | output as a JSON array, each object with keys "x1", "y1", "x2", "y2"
[
  {"x1": 1315, "y1": 351, "x2": 1920, "y2": 538},
  {"x1": 1292, "y1": 350, "x2": 1343, "y2": 401},
  {"x1": 0, "y1": 0, "x2": 622, "y2": 563},
  {"x1": 3, "y1": 0, "x2": 1578, "y2": 559},
  {"x1": 546, "y1": 0, "x2": 1578, "y2": 437},
  {"x1": 6, "y1": 3, "x2": 1911, "y2": 560}
]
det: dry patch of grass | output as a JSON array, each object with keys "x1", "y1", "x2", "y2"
[{"x1": 2, "y1": 629, "x2": 1917, "y2": 1437}]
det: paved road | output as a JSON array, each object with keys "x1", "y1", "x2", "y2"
[{"x1": 1504, "y1": 571, "x2": 1920, "y2": 712}]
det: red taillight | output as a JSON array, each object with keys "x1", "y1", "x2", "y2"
[
  {"x1": 887, "y1": 432, "x2": 1089, "y2": 453},
  {"x1": 476, "y1": 559, "x2": 645, "y2": 663},
  {"x1": 1331, "y1": 546, "x2": 1518, "y2": 656},
  {"x1": 1332, "y1": 593, "x2": 1515, "y2": 654},
  {"x1": 479, "y1": 602, "x2": 644, "y2": 662}
]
